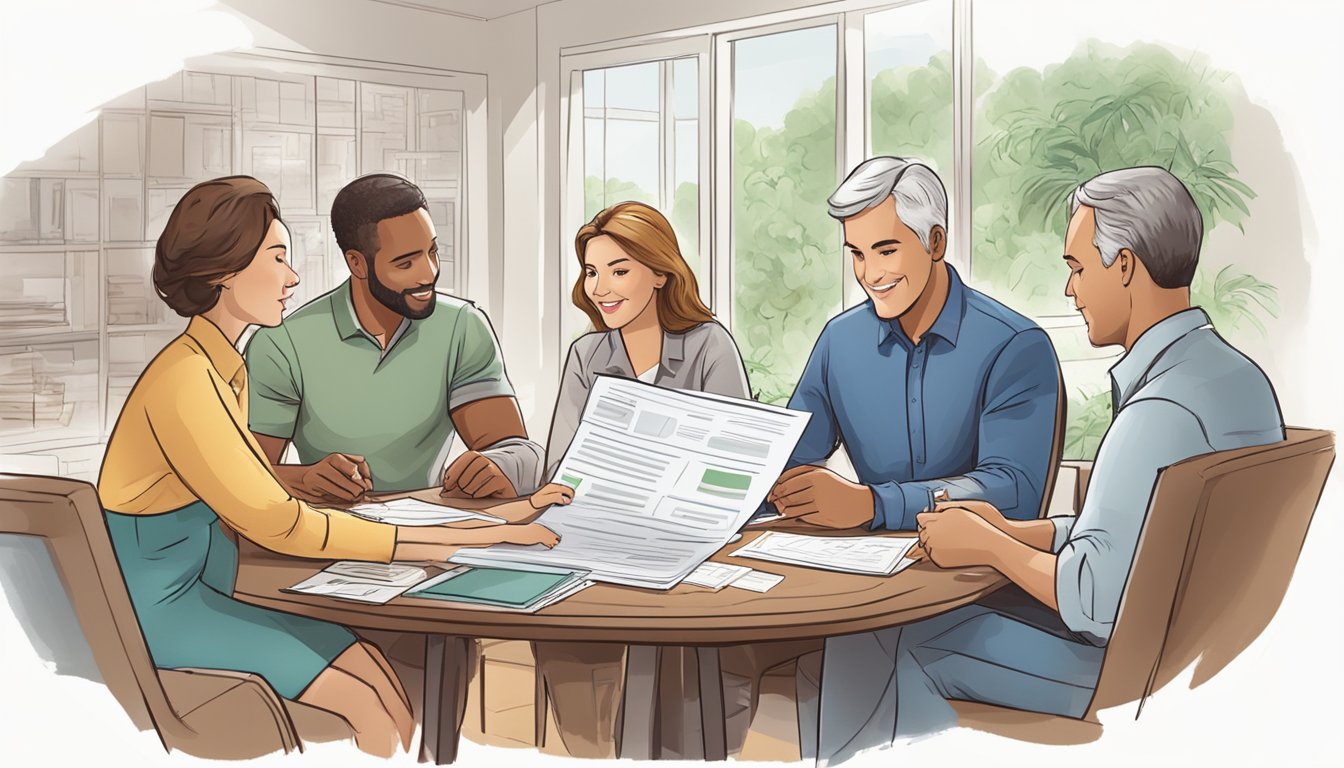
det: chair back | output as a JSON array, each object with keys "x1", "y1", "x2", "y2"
[
  {"x1": 1036, "y1": 366, "x2": 1068, "y2": 519},
  {"x1": 1087, "y1": 428, "x2": 1335, "y2": 716},
  {"x1": 0, "y1": 474, "x2": 175, "y2": 734}
]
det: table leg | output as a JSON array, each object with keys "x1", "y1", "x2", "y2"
[
  {"x1": 696, "y1": 646, "x2": 727, "y2": 761},
  {"x1": 420, "y1": 634, "x2": 471, "y2": 765},
  {"x1": 619, "y1": 644, "x2": 663, "y2": 760},
  {"x1": 534, "y1": 663, "x2": 548, "y2": 748}
]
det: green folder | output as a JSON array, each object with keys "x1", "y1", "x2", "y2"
[{"x1": 409, "y1": 566, "x2": 579, "y2": 608}]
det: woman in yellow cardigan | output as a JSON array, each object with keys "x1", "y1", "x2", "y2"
[{"x1": 98, "y1": 176, "x2": 565, "y2": 756}]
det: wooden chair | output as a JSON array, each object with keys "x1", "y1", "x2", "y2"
[
  {"x1": 0, "y1": 473, "x2": 352, "y2": 757},
  {"x1": 953, "y1": 427, "x2": 1336, "y2": 742}
]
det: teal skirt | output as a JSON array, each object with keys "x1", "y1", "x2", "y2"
[{"x1": 104, "y1": 501, "x2": 356, "y2": 699}]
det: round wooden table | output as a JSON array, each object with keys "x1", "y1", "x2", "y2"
[{"x1": 233, "y1": 491, "x2": 1007, "y2": 764}]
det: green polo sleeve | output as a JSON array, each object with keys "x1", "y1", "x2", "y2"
[
  {"x1": 244, "y1": 326, "x2": 303, "y2": 439},
  {"x1": 446, "y1": 304, "x2": 515, "y2": 410}
]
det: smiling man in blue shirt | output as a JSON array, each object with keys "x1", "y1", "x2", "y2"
[
  {"x1": 811, "y1": 167, "x2": 1285, "y2": 764},
  {"x1": 766, "y1": 156, "x2": 1061, "y2": 532}
]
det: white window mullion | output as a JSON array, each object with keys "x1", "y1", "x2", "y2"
[
  {"x1": 842, "y1": 11, "x2": 867, "y2": 309},
  {"x1": 659, "y1": 61, "x2": 675, "y2": 213},
  {"x1": 697, "y1": 46, "x2": 713, "y2": 312},
  {"x1": 711, "y1": 34, "x2": 734, "y2": 326},
  {"x1": 952, "y1": 0, "x2": 974, "y2": 278}
]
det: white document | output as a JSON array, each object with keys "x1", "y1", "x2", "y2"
[
  {"x1": 451, "y1": 376, "x2": 810, "y2": 589},
  {"x1": 349, "y1": 497, "x2": 505, "y2": 526},
  {"x1": 682, "y1": 562, "x2": 753, "y2": 590},
  {"x1": 284, "y1": 561, "x2": 429, "y2": 604},
  {"x1": 731, "y1": 570, "x2": 784, "y2": 593},
  {"x1": 730, "y1": 531, "x2": 919, "y2": 576}
]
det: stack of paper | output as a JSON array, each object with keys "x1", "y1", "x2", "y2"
[
  {"x1": 349, "y1": 497, "x2": 505, "y2": 526},
  {"x1": 451, "y1": 376, "x2": 810, "y2": 589},
  {"x1": 406, "y1": 564, "x2": 593, "y2": 613},
  {"x1": 284, "y1": 561, "x2": 429, "y2": 604},
  {"x1": 682, "y1": 562, "x2": 753, "y2": 590},
  {"x1": 681, "y1": 562, "x2": 784, "y2": 593},
  {"x1": 730, "y1": 531, "x2": 919, "y2": 576}
]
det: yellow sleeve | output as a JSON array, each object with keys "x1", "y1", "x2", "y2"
[{"x1": 146, "y1": 358, "x2": 396, "y2": 562}]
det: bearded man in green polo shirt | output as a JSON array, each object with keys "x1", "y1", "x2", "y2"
[{"x1": 245, "y1": 173, "x2": 543, "y2": 501}]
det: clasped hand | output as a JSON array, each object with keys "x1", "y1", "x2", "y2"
[{"x1": 914, "y1": 499, "x2": 1008, "y2": 569}]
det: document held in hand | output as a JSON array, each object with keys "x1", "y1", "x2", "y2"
[{"x1": 450, "y1": 375, "x2": 810, "y2": 589}]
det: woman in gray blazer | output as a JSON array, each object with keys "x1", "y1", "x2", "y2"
[{"x1": 538, "y1": 201, "x2": 752, "y2": 758}]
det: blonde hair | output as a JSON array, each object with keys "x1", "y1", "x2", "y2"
[{"x1": 572, "y1": 201, "x2": 713, "y2": 333}]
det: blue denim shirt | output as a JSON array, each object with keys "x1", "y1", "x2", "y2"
[
  {"x1": 784, "y1": 265, "x2": 1062, "y2": 531},
  {"x1": 1051, "y1": 308, "x2": 1284, "y2": 645}
]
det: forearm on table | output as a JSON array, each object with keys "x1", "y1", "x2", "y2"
[
  {"x1": 487, "y1": 498, "x2": 541, "y2": 523},
  {"x1": 986, "y1": 534, "x2": 1059, "y2": 611},
  {"x1": 1000, "y1": 518, "x2": 1059, "y2": 551},
  {"x1": 391, "y1": 523, "x2": 509, "y2": 561}
]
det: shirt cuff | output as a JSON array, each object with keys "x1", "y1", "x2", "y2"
[
  {"x1": 869, "y1": 482, "x2": 915, "y2": 531},
  {"x1": 325, "y1": 511, "x2": 397, "y2": 563},
  {"x1": 447, "y1": 379, "x2": 516, "y2": 411},
  {"x1": 1055, "y1": 542, "x2": 1108, "y2": 646},
  {"x1": 478, "y1": 437, "x2": 545, "y2": 495},
  {"x1": 1051, "y1": 515, "x2": 1077, "y2": 552}
]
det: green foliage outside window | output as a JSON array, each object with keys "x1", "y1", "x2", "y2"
[{"x1": 582, "y1": 41, "x2": 1280, "y2": 459}]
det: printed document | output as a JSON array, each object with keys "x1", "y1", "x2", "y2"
[
  {"x1": 284, "y1": 561, "x2": 429, "y2": 604},
  {"x1": 451, "y1": 375, "x2": 809, "y2": 589},
  {"x1": 682, "y1": 562, "x2": 753, "y2": 590},
  {"x1": 730, "y1": 531, "x2": 919, "y2": 576}
]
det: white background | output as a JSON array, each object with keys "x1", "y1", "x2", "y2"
[{"x1": 1, "y1": 1, "x2": 1340, "y2": 765}]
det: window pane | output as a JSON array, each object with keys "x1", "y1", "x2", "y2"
[
  {"x1": 973, "y1": 0, "x2": 1279, "y2": 459},
  {"x1": 605, "y1": 62, "x2": 658, "y2": 112},
  {"x1": 670, "y1": 56, "x2": 701, "y2": 286},
  {"x1": 673, "y1": 119, "x2": 699, "y2": 276},
  {"x1": 673, "y1": 58, "x2": 698, "y2": 119},
  {"x1": 864, "y1": 0, "x2": 954, "y2": 308},
  {"x1": 569, "y1": 57, "x2": 703, "y2": 340},
  {"x1": 584, "y1": 69, "x2": 605, "y2": 110},
  {"x1": 732, "y1": 26, "x2": 839, "y2": 404}
]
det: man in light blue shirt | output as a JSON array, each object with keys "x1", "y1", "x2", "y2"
[
  {"x1": 812, "y1": 166, "x2": 1285, "y2": 764},
  {"x1": 766, "y1": 156, "x2": 1061, "y2": 530}
]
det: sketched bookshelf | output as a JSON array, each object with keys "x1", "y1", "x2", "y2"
[{"x1": 0, "y1": 55, "x2": 480, "y2": 477}]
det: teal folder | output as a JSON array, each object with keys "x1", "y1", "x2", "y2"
[{"x1": 409, "y1": 566, "x2": 577, "y2": 608}]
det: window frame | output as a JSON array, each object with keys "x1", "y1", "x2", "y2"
[
  {"x1": 558, "y1": 0, "x2": 971, "y2": 354},
  {"x1": 559, "y1": 38, "x2": 712, "y2": 345}
]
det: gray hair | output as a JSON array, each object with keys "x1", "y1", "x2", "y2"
[
  {"x1": 1068, "y1": 166, "x2": 1203, "y2": 289},
  {"x1": 828, "y1": 157, "x2": 947, "y2": 251}
]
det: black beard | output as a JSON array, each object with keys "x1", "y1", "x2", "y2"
[{"x1": 368, "y1": 261, "x2": 436, "y2": 320}]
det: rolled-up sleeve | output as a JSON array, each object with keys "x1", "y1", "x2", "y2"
[
  {"x1": 1056, "y1": 399, "x2": 1210, "y2": 645},
  {"x1": 874, "y1": 328, "x2": 1061, "y2": 531},
  {"x1": 447, "y1": 304, "x2": 516, "y2": 410}
]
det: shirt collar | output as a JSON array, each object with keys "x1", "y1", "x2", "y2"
[
  {"x1": 184, "y1": 316, "x2": 245, "y2": 384},
  {"x1": 875, "y1": 263, "x2": 966, "y2": 348},
  {"x1": 332, "y1": 278, "x2": 413, "y2": 355},
  {"x1": 1109, "y1": 307, "x2": 1212, "y2": 408},
  {"x1": 332, "y1": 279, "x2": 363, "y2": 341},
  {"x1": 601, "y1": 327, "x2": 687, "y2": 376}
]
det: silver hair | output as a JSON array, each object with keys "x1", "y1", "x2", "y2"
[
  {"x1": 1068, "y1": 166, "x2": 1203, "y2": 289},
  {"x1": 827, "y1": 156, "x2": 948, "y2": 251}
]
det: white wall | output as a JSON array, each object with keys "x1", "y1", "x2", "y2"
[{"x1": 2, "y1": 1, "x2": 1341, "y2": 766}]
